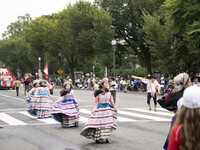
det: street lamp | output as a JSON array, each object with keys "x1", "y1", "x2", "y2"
[
  {"x1": 58, "y1": 52, "x2": 61, "y2": 67},
  {"x1": 111, "y1": 40, "x2": 117, "y2": 78},
  {"x1": 38, "y1": 57, "x2": 42, "y2": 79},
  {"x1": 92, "y1": 66, "x2": 95, "y2": 77}
]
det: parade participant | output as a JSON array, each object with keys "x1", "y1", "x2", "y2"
[
  {"x1": 80, "y1": 78, "x2": 117, "y2": 143},
  {"x1": 24, "y1": 79, "x2": 30, "y2": 94},
  {"x1": 132, "y1": 75, "x2": 160, "y2": 111},
  {"x1": 29, "y1": 80, "x2": 52, "y2": 118},
  {"x1": 51, "y1": 82, "x2": 79, "y2": 127},
  {"x1": 168, "y1": 86, "x2": 200, "y2": 150},
  {"x1": 26, "y1": 81, "x2": 39, "y2": 103},
  {"x1": 144, "y1": 75, "x2": 160, "y2": 111},
  {"x1": 191, "y1": 75, "x2": 200, "y2": 87},
  {"x1": 14, "y1": 78, "x2": 21, "y2": 96},
  {"x1": 133, "y1": 75, "x2": 160, "y2": 111},
  {"x1": 108, "y1": 77, "x2": 117, "y2": 103},
  {"x1": 157, "y1": 73, "x2": 191, "y2": 150}
]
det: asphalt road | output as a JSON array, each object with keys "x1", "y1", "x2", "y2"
[{"x1": 0, "y1": 87, "x2": 174, "y2": 150}]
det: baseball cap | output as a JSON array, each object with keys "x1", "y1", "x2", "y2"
[{"x1": 182, "y1": 86, "x2": 200, "y2": 109}]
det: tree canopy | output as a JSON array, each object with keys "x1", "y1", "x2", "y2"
[{"x1": 0, "y1": 0, "x2": 200, "y2": 79}]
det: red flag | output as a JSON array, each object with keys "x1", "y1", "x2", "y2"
[{"x1": 43, "y1": 63, "x2": 48, "y2": 79}]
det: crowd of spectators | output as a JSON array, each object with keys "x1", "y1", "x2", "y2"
[{"x1": 53, "y1": 74, "x2": 175, "y2": 95}]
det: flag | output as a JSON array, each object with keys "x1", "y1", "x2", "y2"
[{"x1": 43, "y1": 63, "x2": 48, "y2": 79}]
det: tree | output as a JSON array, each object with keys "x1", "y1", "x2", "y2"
[
  {"x1": 24, "y1": 15, "x2": 59, "y2": 75},
  {"x1": 2, "y1": 14, "x2": 32, "y2": 39},
  {"x1": 162, "y1": 0, "x2": 200, "y2": 73},
  {"x1": 0, "y1": 37, "x2": 35, "y2": 76},
  {"x1": 142, "y1": 10, "x2": 182, "y2": 74},
  {"x1": 95, "y1": 0, "x2": 165, "y2": 74},
  {"x1": 52, "y1": 1, "x2": 114, "y2": 82}
]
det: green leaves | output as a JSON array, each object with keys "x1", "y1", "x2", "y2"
[{"x1": 0, "y1": 1, "x2": 114, "y2": 79}]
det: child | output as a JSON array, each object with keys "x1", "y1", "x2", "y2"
[
  {"x1": 51, "y1": 82, "x2": 79, "y2": 127},
  {"x1": 80, "y1": 78, "x2": 117, "y2": 143}
]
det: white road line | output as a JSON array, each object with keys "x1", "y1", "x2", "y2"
[
  {"x1": 19, "y1": 111, "x2": 37, "y2": 119},
  {"x1": 1, "y1": 108, "x2": 26, "y2": 111},
  {"x1": 0, "y1": 112, "x2": 27, "y2": 125},
  {"x1": 79, "y1": 109, "x2": 136, "y2": 122},
  {"x1": 79, "y1": 109, "x2": 92, "y2": 114},
  {"x1": 124, "y1": 108, "x2": 174, "y2": 117},
  {"x1": 19, "y1": 111, "x2": 59, "y2": 124},
  {"x1": 37, "y1": 118, "x2": 59, "y2": 124},
  {"x1": 20, "y1": 111, "x2": 88, "y2": 124},
  {"x1": 117, "y1": 110, "x2": 171, "y2": 121},
  {"x1": 79, "y1": 116, "x2": 88, "y2": 123},
  {"x1": 156, "y1": 108, "x2": 170, "y2": 111},
  {"x1": 117, "y1": 116, "x2": 136, "y2": 122},
  {"x1": 0, "y1": 94, "x2": 24, "y2": 102}
]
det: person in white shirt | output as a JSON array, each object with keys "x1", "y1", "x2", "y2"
[
  {"x1": 132, "y1": 75, "x2": 160, "y2": 111},
  {"x1": 109, "y1": 77, "x2": 117, "y2": 103},
  {"x1": 142, "y1": 76, "x2": 160, "y2": 111}
]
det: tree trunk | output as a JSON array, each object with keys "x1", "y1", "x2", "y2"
[
  {"x1": 141, "y1": 44, "x2": 152, "y2": 74},
  {"x1": 70, "y1": 65, "x2": 75, "y2": 85}
]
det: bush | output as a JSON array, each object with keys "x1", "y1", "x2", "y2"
[{"x1": 132, "y1": 68, "x2": 147, "y2": 77}]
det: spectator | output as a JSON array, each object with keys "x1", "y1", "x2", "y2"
[
  {"x1": 14, "y1": 78, "x2": 21, "y2": 96},
  {"x1": 168, "y1": 86, "x2": 200, "y2": 150}
]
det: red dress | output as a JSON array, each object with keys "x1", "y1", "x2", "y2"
[{"x1": 168, "y1": 124, "x2": 182, "y2": 150}]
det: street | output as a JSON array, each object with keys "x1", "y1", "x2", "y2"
[{"x1": 0, "y1": 88, "x2": 173, "y2": 150}]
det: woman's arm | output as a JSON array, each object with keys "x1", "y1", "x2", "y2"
[
  {"x1": 132, "y1": 75, "x2": 148, "y2": 81},
  {"x1": 56, "y1": 96, "x2": 64, "y2": 102},
  {"x1": 34, "y1": 88, "x2": 39, "y2": 95},
  {"x1": 28, "y1": 88, "x2": 34, "y2": 95},
  {"x1": 109, "y1": 95, "x2": 116, "y2": 108},
  {"x1": 46, "y1": 87, "x2": 51, "y2": 97},
  {"x1": 91, "y1": 95, "x2": 99, "y2": 114},
  {"x1": 71, "y1": 90, "x2": 78, "y2": 103}
]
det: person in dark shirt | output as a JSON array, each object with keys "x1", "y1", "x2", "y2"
[{"x1": 24, "y1": 79, "x2": 30, "y2": 94}]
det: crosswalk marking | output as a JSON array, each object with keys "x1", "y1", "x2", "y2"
[
  {"x1": 0, "y1": 112, "x2": 27, "y2": 125},
  {"x1": 79, "y1": 109, "x2": 137, "y2": 122},
  {"x1": 19, "y1": 111, "x2": 88, "y2": 124},
  {"x1": 38, "y1": 118, "x2": 59, "y2": 124},
  {"x1": 19, "y1": 111, "x2": 59, "y2": 124},
  {"x1": 79, "y1": 116, "x2": 88, "y2": 123},
  {"x1": 124, "y1": 108, "x2": 174, "y2": 117},
  {"x1": 0, "y1": 108, "x2": 173, "y2": 126},
  {"x1": 0, "y1": 94, "x2": 25, "y2": 102},
  {"x1": 117, "y1": 110, "x2": 171, "y2": 121},
  {"x1": 19, "y1": 111, "x2": 36, "y2": 119}
]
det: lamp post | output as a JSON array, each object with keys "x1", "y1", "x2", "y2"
[
  {"x1": 93, "y1": 66, "x2": 95, "y2": 77},
  {"x1": 111, "y1": 40, "x2": 117, "y2": 78},
  {"x1": 38, "y1": 57, "x2": 42, "y2": 79},
  {"x1": 58, "y1": 52, "x2": 61, "y2": 67}
]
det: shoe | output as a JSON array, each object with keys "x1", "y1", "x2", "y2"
[
  {"x1": 106, "y1": 139, "x2": 111, "y2": 144},
  {"x1": 149, "y1": 108, "x2": 151, "y2": 111},
  {"x1": 154, "y1": 109, "x2": 156, "y2": 112},
  {"x1": 95, "y1": 140, "x2": 100, "y2": 143}
]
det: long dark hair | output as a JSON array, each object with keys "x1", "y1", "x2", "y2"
[{"x1": 174, "y1": 106, "x2": 200, "y2": 150}]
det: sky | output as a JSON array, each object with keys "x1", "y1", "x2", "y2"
[{"x1": 0, "y1": 0, "x2": 94, "y2": 39}]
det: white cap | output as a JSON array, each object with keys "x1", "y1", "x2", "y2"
[{"x1": 182, "y1": 86, "x2": 200, "y2": 109}]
